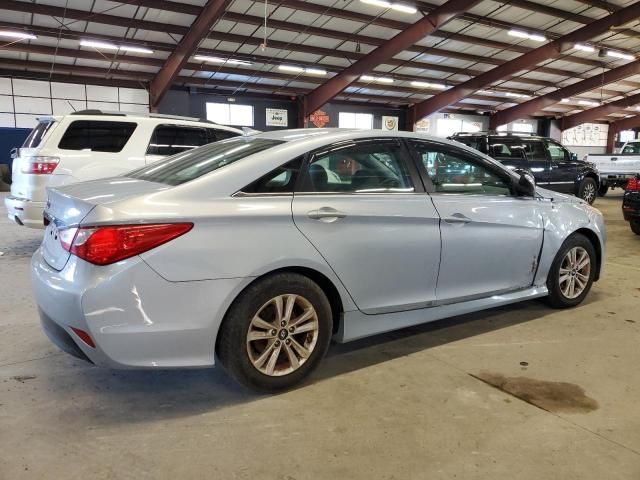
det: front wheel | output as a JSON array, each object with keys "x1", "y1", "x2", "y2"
[
  {"x1": 546, "y1": 234, "x2": 596, "y2": 308},
  {"x1": 631, "y1": 220, "x2": 640, "y2": 236},
  {"x1": 217, "y1": 273, "x2": 333, "y2": 392},
  {"x1": 578, "y1": 177, "x2": 598, "y2": 204}
]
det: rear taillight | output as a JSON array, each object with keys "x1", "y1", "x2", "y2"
[
  {"x1": 22, "y1": 156, "x2": 60, "y2": 174},
  {"x1": 60, "y1": 223, "x2": 193, "y2": 266},
  {"x1": 627, "y1": 177, "x2": 640, "y2": 192}
]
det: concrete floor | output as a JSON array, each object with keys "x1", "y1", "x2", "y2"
[{"x1": 1, "y1": 191, "x2": 639, "y2": 479}]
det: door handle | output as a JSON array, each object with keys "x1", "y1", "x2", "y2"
[
  {"x1": 444, "y1": 213, "x2": 471, "y2": 224},
  {"x1": 307, "y1": 207, "x2": 347, "y2": 222},
  {"x1": 611, "y1": 157, "x2": 618, "y2": 161}
]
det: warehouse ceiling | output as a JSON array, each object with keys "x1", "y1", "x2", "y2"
[{"x1": 2, "y1": 0, "x2": 640, "y2": 123}]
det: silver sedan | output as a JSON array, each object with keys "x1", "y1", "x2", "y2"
[{"x1": 32, "y1": 129, "x2": 605, "y2": 391}]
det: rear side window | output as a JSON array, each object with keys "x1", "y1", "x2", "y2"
[
  {"x1": 22, "y1": 121, "x2": 55, "y2": 148},
  {"x1": 522, "y1": 140, "x2": 547, "y2": 161},
  {"x1": 622, "y1": 143, "x2": 640, "y2": 154},
  {"x1": 58, "y1": 121, "x2": 137, "y2": 153},
  {"x1": 453, "y1": 136, "x2": 487, "y2": 154},
  {"x1": 147, "y1": 125, "x2": 209, "y2": 156},
  {"x1": 241, "y1": 157, "x2": 303, "y2": 194},
  {"x1": 489, "y1": 138, "x2": 526, "y2": 160},
  {"x1": 128, "y1": 138, "x2": 284, "y2": 186}
]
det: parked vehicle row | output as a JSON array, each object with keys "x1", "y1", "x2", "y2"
[
  {"x1": 587, "y1": 140, "x2": 640, "y2": 195},
  {"x1": 5, "y1": 110, "x2": 242, "y2": 228},
  {"x1": 450, "y1": 132, "x2": 600, "y2": 204},
  {"x1": 33, "y1": 129, "x2": 605, "y2": 391}
]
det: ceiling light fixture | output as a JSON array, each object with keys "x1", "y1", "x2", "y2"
[
  {"x1": 508, "y1": 30, "x2": 546, "y2": 42},
  {"x1": 506, "y1": 92, "x2": 530, "y2": 98},
  {"x1": 81, "y1": 39, "x2": 154, "y2": 54},
  {"x1": 194, "y1": 55, "x2": 252, "y2": 65},
  {"x1": 305, "y1": 68, "x2": 327, "y2": 75},
  {"x1": 574, "y1": 43, "x2": 595, "y2": 53},
  {"x1": 0, "y1": 30, "x2": 37, "y2": 40},
  {"x1": 579, "y1": 100, "x2": 600, "y2": 106},
  {"x1": 360, "y1": 75, "x2": 394, "y2": 84},
  {"x1": 607, "y1": 50, "x2": 635, "y2": 61},
  {"x1": 360, "y1": 0, "x2": 417, "y2": 14},
  {"x1": 279, "y1": 65, "x2": 304, "y2": 73},
  {"x1": 561, "y1": 98, "x2": 571, "y2": 103},
  {"x1": 411, "y1": 81, "x2": 446, "y2": 89}
]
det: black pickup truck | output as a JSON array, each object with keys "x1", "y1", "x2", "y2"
[
  {"x1": 623, "y1": 176, "x2": 640, "y2": 235},
  {"x1": 450, "y1": 132, "x2": 601, "y2": 204}
]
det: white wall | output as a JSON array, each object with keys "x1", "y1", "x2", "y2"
[{"x1": 0, "y1": 78, "x2": 149, "y2": 128}]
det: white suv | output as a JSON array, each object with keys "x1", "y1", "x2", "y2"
[{"x1": 5, "y1": 110, "x2": 242, "y2": 228}]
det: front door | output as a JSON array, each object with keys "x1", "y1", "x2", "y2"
[
  {"x1": 291, "y1": 138, "x2": 441, "y2": 314},
  {"x1": 545, "y1": 140, "x2": 577, "y2": 193},
  {"x1": 409, "y1": 140, "x2": 545, "y2": 303}
]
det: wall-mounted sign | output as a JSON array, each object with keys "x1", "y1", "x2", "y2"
[
  {"x1": 309, "y1": 109, "x2": 330, "y2": 128},
  {"x1": 266, "y1": 108, "x2": 288, "y2": 127},
  {"x1": 382, "y1": 116, "x2": 398, "y2": 131},
  {"x1": 415, "y1": 118, "x2": 430, "y2": 133}
]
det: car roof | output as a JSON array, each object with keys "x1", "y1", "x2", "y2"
[{"x1": 452, "y1": 132, "x2": 547, "y2": 140}]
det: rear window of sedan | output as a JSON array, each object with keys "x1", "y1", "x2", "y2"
[{"x1": 127, "y1": 137, "x2": 283, "y2": 186}]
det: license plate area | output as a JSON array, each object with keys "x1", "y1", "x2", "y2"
[{"x1": 42, "y1": 221, "x2": 71, "y2": 271}]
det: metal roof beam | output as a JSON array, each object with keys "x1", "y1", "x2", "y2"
[
  {"x1": 303, "y1": 0, "x2": 481, "y2": 117},
  {"x1": 491, "y1": 60, "x2": 640, "y2": 128},
  {"x1": 149, "y1": 0, "x2": 229, "y2": 109},
  {"x1": 562, "y1": 92, "x2": 640, "y2": 130},
  {"x1": 410, "y1": 2, "x2": 640, "y2": 125}
]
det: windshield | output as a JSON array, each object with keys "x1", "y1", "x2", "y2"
[
  {"x1": 622, "y1": 142, "x2": 640, "y2": 154},
  {"x1": 22, "y1": 120, "x2": 55, "y2": 149},
  {"x1": 127, "y1": 137, "x2": 284, "y2": 186}
]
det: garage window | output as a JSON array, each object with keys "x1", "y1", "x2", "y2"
[
  {"x1": 338, "y1": 112, "x2": 373, "y2": 129},
  {"x1": 147, "y1": 125, "x2": 210, "y2": 156},
  {"x1": 58, "y1": 120, "x2": 137, "y2": 153},
  {"x1": 206, "y1": 103, "x2": 254, "y2": 127}
]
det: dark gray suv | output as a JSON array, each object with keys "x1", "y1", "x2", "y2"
[{"x1": 450, "y1": 132, "x2": 600, "y2": 204}]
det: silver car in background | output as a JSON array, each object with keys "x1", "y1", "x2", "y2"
[{"x1": 32, "y1": 129, "x2": 605, "y2": 392}]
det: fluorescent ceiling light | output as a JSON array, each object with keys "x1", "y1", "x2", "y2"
[
  {"x1": 279, "y1": 65, "x2": 304, "y2": 73},
  {"x1": 506, "y1": 92, "x2": 530, "y2": 98},
  {"x1": 305, "y1": 68, "x2": 327, "y2": 75},
  {"x1": 508, "y1": 30, "x2": 546, "y2": 42},
  {"x1": 360, "y1": 75, "x2": 375, "y2": 82},
  {"x1": 360, "y1": 75, "x2": 393, "y2": 83},
  {"x1": 376, "y1": 77, "x2": 394, "y2": 83},
  {"x1": 80, "y1": 39, "x2": 118, "y2": 50},
  {"x1": 561, "y1": 98, "x2": 570, "y2": 103},
  {"x1": 607, "y1": 50, "x2": 635, "y2": 61},
  {"x1": 360, "y1": 0, "x2": 417, "y2": 14},
  {"x1": 574, "y1": 43, "x2": 595, "y2": 53},
  {"x1": 194, "y1": 56, "x2": 251, "y2": 65},
  {"x1": 478, "y1": 90, "x2": 495, "y2": 95},
  {"x1": 120, "y1": 45, "x2": 154, "y2": 54},
  {"x1": 0, "y1": 30, "x2": 37, "y2": 40},
  {"x1": 411, "y1": 81, "x2": 446, "y2": 89},
  {"x1": 579, "y1": 100, "x2": 600, "y2": 106}
]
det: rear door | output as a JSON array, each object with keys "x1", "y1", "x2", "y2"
[
  {"x1": 409, "y1": 140, "x2": 544, "y2": 303},
  {"x1": 522, "y1": 139, "x2": 551, "y2": 186},
  {"x1": 545, "y1": 139, "x2": 577, "y2": 193},
  {"x1": 487, "y1": 137, "x2": 528, "y2": 172},
  {"x1": 292, "y1": 138, "x2": 441, "y2": 314}
]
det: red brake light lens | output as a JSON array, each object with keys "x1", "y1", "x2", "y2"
[
  {"x1": 627, "y1": 177, "x2": 640, "y2": 192},
  {"x1": 22, "y1": 156, "x2": 60, "y2": 174},
  {"x1": 61, "y1": 223, "x2": 193, "y2": 266}
]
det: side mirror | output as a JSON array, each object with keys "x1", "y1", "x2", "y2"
[{"x1": 515, "y1": 172, "x2": 536, "y2": 197}]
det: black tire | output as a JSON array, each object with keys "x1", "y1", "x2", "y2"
[
  {"x1": 0, "y1": 164, "x2": 10, "y2": 192},
  {"x1": 631, "y1": 220, "x2": 640, "y2": 236},
  {"x1": 598, "y1": 184, "x2": 609, "y2": 197},
  {"x1": 578, "y1": 177, "x2": 598, "y2": 204},
  {"x1": 217, "y1": 272, "x2": 333, "y2": 392},
  {"x1": 546, "y1": 233, "x2": 597, "y2": 309}
]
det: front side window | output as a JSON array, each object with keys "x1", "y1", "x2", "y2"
[
  {"x1": 128, "y1": 138, "x2": 283, "y2": 186},
  {"x1": 300, "y1": 141, "x2": 414, "y2": 193},
  {"x1": 58, "y1": 120, "x2": 137, "y2": 153},
  {"x1": 622, "y1": 142, "x2": 640, "y2": 154},
  {"x1": 546, "y1": 141, "x2": 569, "y2": 162},
  {"x1": 147, "y1": 125, "x2": 209, "y2": 156},
  {"x1": 412, "y1": 141, "x2": 512, "y2": 196}
]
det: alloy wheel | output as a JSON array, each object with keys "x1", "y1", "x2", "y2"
[
  {"x1": 246, "y1": 294, "x2": 319, "y2": 376},
  {"x1": 582, "y1": 182, "x2": 596, "y2": 204},
  {"x1": 559, "y1": 246, "x2": 591, "y2": 299}
]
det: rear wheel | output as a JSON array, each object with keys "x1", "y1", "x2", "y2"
[
  {"x1": 631, "y1": 220, "x2": 640, "y2": 236},
  {"x1": 546, "y1": 234, "x2": 596, "y2": 308},
  {"x1": 0, "y1": 164, "x2": 10, "y2": 192},
  {"x1": 598, "y1": 184, "x2": 609, "y2": 197},
  {"x1": 578, "y1": 177, "x2": 597, "y2": 204},
  {"x1": 217, "y1": 273, "x2": 332, "y2": 392}
]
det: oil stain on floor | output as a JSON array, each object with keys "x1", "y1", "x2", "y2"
[{"x1": 473, "y1": 372, "x2": 599, "y2": 414}]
